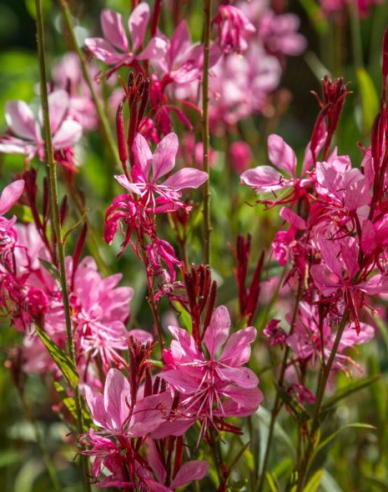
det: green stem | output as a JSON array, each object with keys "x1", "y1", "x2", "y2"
[
  {"x1": 59, "y1": 0, "x2": 121, "y2": 170},
  {"x1": 35, "y1": 2, "x2": 91, "y2": 491},
  {"x1": 256, "y1": 281, "x2": 303, "y2": 492},
  {"x1": 202, "y1": 0, "x2": 212, "y2": 265},
  {"x1": 295, "y1": 313, "x2": 349, "y2": 492}
]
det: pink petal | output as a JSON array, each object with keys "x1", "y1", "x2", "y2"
[
  {"x1": 138, "y1": 37, "x2": 167, "y2": 61},
  {"x1": 204, "y1": 306, "x2": 231, "y2": 358},
  {"x1": 147, "y1": 439, "x2": 167, "y2": 484},
  {"x1": 170, "y1": 21, "x2": 191, "y2": 63},
  {"x1": 114, "y1": 174, "x2": 132, "y2": 191},
  {"x1": 101, "y1": 9, "x2": 128, "y2": 52},
  {"x1": 240, "y1": 165, "x2": 283, "y2": 192},
  {"x1": 219, "y1": 326, "x2": 257, "y2": 366},
  {"x1": 52, "y1": 120, "x2": 82, "y2": 148},
  {"x1": 222, "y1": 385, "x2": 263, "y2": 410},
  {"x1": 358, "y1": 274, "x2": 388, "y2": 295},
  {"x1": 152, "y1": 133, "x2": 179, "y2": 181},
  {"x1": 130, "y1": 392, "x2": 172, "y2": 437},
  {"x1": 279, "y1": 207, "x2": 307, "y2": 230},
  {"x1": 0, "y1": 180, "x2": 25, "y2": 216},
  {"x1": 171, "y1": 461, "x2": 209, "y2": 488},
  {"x1": 5, "y1": 101, "x2": 38, "y2": 140},
  {"x1": 159, "y1": 368, "x2": 201, "y2": 393},
  {"x1": 218, "y1": 366, "x2": 258, "y2": 388},
  {"x1": 133, "y1": 132, "x2": 153, "y2": 177},
  {"x1": 151, "y1": 417, "x2": 195, "y2": 439},
  {"x1": 310, "y1": 265, "x2": 340, "y2": 296},
  {"x1": 103, "y1": 368, "x2": 130, "y2": 430},
  {"x1": 84, "y1": 37, "x2": 124, "y2": 64},
  {"x1": 163, "y1": 168, "x2": 208, "y2": 190},
  {"x1": 267, "y1": 134, "x2": 297, "y2": 177},
  {"x1": 45, "y1": 90, "x2": 69, "y2": 134},
  {"x1": 84, "y1": 386, "x2": 109, "y2": 428},
  {"x1": 128, "y1": 2, "x2": 150, "y2": 51}
]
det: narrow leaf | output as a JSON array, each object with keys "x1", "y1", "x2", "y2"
[
  {"x1": 315, "y1": 423, "x2": 375, "y2": 455},
  {"x1": 357, "y1": 68, "x2": 379, "y2": 133},
  {"x1": 265, "y1": 472, "x2": 278, "y2": 492},
  {"x1": 320, "y1": 375, "x2": 380, "y2": 415},
  {"x1": 304, "y1": 469, "x2": 323, "y2": 492},
  {"x1": 35, "y1": 324, "x2": 78, "y2": 387}
]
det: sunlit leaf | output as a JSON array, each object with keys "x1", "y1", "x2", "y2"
[{"x1": 35, "y1": 324, "x2": 78, "y2": 388}]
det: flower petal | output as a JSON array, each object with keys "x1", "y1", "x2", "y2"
[
  {"x1": 204, "y1": 305, "x2": 230, "y2": 358},
  {"x1": 218, "y1": 326, "x2": 257, "y2": 366},
  {"x1": 128, "y1": 2, "x2": 150, "y2": 51},
  {"x1": 163, "y1": 168, "x2": 208, "y2": 190},
  {"x1": 52, "y1": 120, "x2": 82, "y2": 149},
  {"x1": 0, "y1": 180, "x2": 25, "y2": 216},
  {"x1": 101, "y1": 9, "x2": 128, "y2": 52},
  {"x1": 171, "y1": 461, "x2": 209, "y2": 488},
  {"x1": 5, "y1": 101, "x2": 38, "y2": 140},
  {"x1": 84, "y1": 37, "x2": 124, "y2": 64},
  {"x1": 267, "y1": 134, "x2": 297, "y2": 177},
  {"x1": 241, "y1": 165, "x2": 284, "y2": 193},
  {"x1": 138, "y1": 37, "x2": 167, "y2": 62},
  {"x1": 103, "y1": 368, "x2": 130, "y2": 430},
  {"x1": 45, "y1": 90, "x2": 69, "y2": 134},
  {"x1": 152, "y1": 133, "x2": 179, "y2": 181},
  {"x1": 133, "y1": 132, "x2": 153, "y2": 178}
]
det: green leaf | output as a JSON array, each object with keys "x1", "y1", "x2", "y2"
[
  {"x1": 35, "y1": 324, "x2": 78, "y2": 388},
  {"x1": 304, "y1": 469, "x2": 323, "y2": 492},
  {"x1": 315, "y1": 423, "x2": 376, "y2": 456},
  {"x1": 266, "y1": 472, "x2": 279, "y2": 492},
  {"x1": 321, "y1": 470, "x2": 343, "y2": 492},
  {"x1": 39, "y1": 258, "x2": 62, "y2": 290},
  {"x1": 320, "y1": 375, "x2": 380, "y2": 415},
  {"x1": 54, "y1": 382, "x2": 92, "y2": 428},
  {"x1": 356, "y1": 68, "x2": 379, "y2": 134},
  {"x1": 228, "y1": 441, "x2": 252, "y2": 473}
]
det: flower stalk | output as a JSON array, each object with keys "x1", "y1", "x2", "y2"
[
  {"x1": 202, "y1": 0, "x2": 213, "y2": 265},
  {"x1": 35, "y1": 1, "x2": 91, "y2": 490}
]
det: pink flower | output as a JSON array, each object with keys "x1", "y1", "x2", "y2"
[
  {"x1": 156, "y1": 21, "x2": 221, "y2": 87},
  {"x1": 213, "y1": 5, "x2": 256, "y2": 54},
  {"x1": 160, "y1": 306, "x2": 262, "y2": 427},
  {"x1": 85, "y1": 368, "x2": 171, "y2": 436},
  {"x1": 115, "y1": 132, "x2": 208, "y2": 213},
  {"x1": 0, "y1": 91, "x2": 82, "y2": 168},
  {"x1": 241, "y1": 131, "x2": 324, "y2": 202},
  {"x1": 257, "y1": 11, "x2": 307, "y2": 57},
  {"x1": 84, "y1": 5, "x2": 167, "y2": 74},
  {"x1": 0, "y1": 180, "x2": 24, "y2": 223},
  {"x1": 286, "y1": 302, "x2": 374, "y2": 371}
]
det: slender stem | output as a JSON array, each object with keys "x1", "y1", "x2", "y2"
[
  {"x1": 256, "y1": 281, "x2": 303, "y2": 492},
  {"x1": 59, "y1": 0, "x2": 121, "y2": 170},
  {"x1": 202, "y1": 0, "x2": 212, "y2": 265},
  {"x1": 35, "y1": 3, "x2": 91, "y2": 491},
  {"x1": 296, "y1": 314, "x2": 349, "y2": 491}
]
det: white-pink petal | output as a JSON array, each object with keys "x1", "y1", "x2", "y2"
[
  {"x1": 219, "y1": 326, "x2": 257, "y2": 367},
  {"x1": 204, "y1": 306, "x2": 231, "y2": 358},
  {"x1": 84, "y1": 37, "x2": 124, "y2": 64},
  {"x1": 133, "y1": 133, "x2": 153, "y2": 177},
  {"x1": 163, "y1": 168, "x2": 208, "y2": 190},
  {"x1": 152, "y1": 133, "x2": 179, "y2": 181},
  {"x1": 5, "y1": 101, "x2": 38, "y2": 141},
  {"x1": 45, "y1": 90, "x2": 69, "y2": 134},
  {"x1": 267, "y1": 134, "x2": 297, "y2": 177},
  {"x1": 138, "y1": 37, "x2": 167, "y2": 61},
  {"x1": 241, "y1": 165, "x2": 283, "y2": 192},
  {"x1": 101, "y1": 9, "x2": 128, "y2": 52},
  {"x1": 128, "y1": 2, "x2": 150, "y2": 52},
  {"x1": 171, "y1": 461, "x2": 209, "y2": 488},
  {"x1": 0, "y1": 180, "x2": 25, "y2": 216},
  {"x1": 52, "y1": 120, "x2": 82, "y2": 148},
  {"x1": 103, "y1": 368, "x2": 130, "y2": 430}
]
